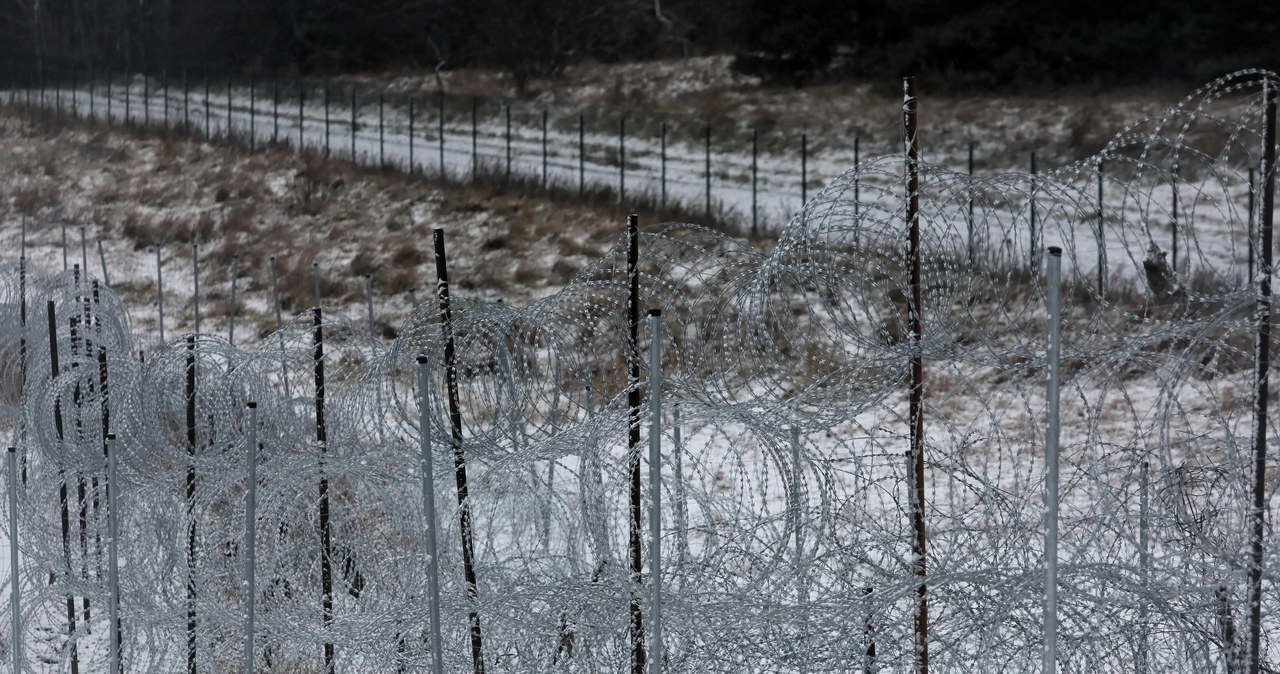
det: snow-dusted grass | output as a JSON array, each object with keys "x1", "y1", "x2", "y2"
[{"x1": 0, "y1": 66, "x2": 1277, "y2": 671}]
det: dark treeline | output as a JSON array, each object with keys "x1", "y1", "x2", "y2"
[{"x1": 4, "y1": 0, "x2": 1279, "y2": 93}]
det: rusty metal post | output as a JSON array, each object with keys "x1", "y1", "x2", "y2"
[
  {"x1": 1247, "y1": 74, "x2": 1277, "y2": 674},
  {"x1": 433, "y1": 229, "x2": 486, "y2": 674},
  {"x1": 627, "y1": 214, "x2": 647, "y2": 674},
  {"x1": 903, "y1": 76, "x2": 929, "y2": 674}
]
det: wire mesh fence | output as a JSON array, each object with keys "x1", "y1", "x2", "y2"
[
  {"x1": 0, "y1": 54, "x2": 942, "y2": 237},
  {"x1": 0, "y1": 70, "x2": 1276, "y2": 672}
]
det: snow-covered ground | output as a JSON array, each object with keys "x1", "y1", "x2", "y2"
[{"x1": 0, "y1": 65, "x2": 1277, "y2": 671}]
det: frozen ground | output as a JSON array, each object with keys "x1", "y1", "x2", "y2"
[{"x1": 0, "y1": 63, "x2": 1276, "y2": 671}]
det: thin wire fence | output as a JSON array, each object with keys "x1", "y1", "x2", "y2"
[{"x1": 0, "y1": 70, "x2": 1275, "y2": 672}]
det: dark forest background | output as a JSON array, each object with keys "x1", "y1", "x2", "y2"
[{"x1": 5, "y1": 0, "x2": 1279, "y2": 93}]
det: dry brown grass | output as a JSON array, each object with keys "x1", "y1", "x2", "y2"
[
  {"x1": 12, "y1": 185, "x2": 52, "y2": 215},
  {"x1": 550, "y1": 258, "x2": 580, "y2": 284},
  {"x1": 222, "y1": 204, "x2": 259, "y2": 237},
  {"x1": 275, "y1": 253, "x2": 360, "y2": 311},
  {"x1": 388, "y1": 242, "x2": 426, "y2": 268},
  {"x1": 512, "y1": 262, "x2": 542, "y2": 285}
]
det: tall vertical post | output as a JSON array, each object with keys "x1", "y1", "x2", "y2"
[
  {"x1": 802, "y1": 133, "x2": 808, "y2": 208},
  {"x1": 125, "y1": 67, "x2": 133, "y2": 126},
  {"x1": 416, "y1": 357, "x2": 446, "y2": 674},
  {"x1": 313, "y1": 294, "x2": 335, "y2": 673},
  {"x1": 203, "y1": 70, "x2": 210, "y2": 141},
  {"x1": 409, "y1": 97, "x2": 417, "y2": 173},
  {"x1": 98, "y1": 348, "x2": 112, "y2": 577},
  {"x1": 106, "y1": 434, "x2": 121, "y2": 674},
  {"x1": 704, "y1": 123, "x2": 712, "y2": 219},
  {"x1": 433, "y1": 229, "x2": 486, "y2": 674},
  {"x1": 225, "y1": 78, "x2": 232, "y2": 141},
  {"x1": 1138, "y1": 458, "x2": 1150, "y2": 670},
  {"x1": 438, "y1": 91, "x2": 446, "y2": 180},
  {"x1": 751, "y1": 128, "x2": 758, "y2": 237},
  {"x1": 324, "y1": 84, "x2": 331, "y2": 159},
  {"x1": 543, "y1": 108, "x2": 550, "y2": 191},
  {"x1": 1247, "y1": 75, "x2": 1277, "y2": 674},
  {"x1": 229, "y1": 255, "x2": 238, "y2": 346},
  {"x1": 70, "y1": 303, "x2": 91, "y2": 630},
  {"x1": 350, "y1": 88, "x2": 357, "y2": 161},
  {"x1": 646, "y1": 309, "x2": 663, "y2": 674},
  {"x1": 80, "y1": 227, "x2": 88, "y2": 282},
  {"x1": 379, "y1": 92, "x2": 386, "y2": 168},
  {"x1": 967, "y1": 142, "x2": 975, "y2": 266},
  {"x1": 242, "y1": 403, "x2": 259, "y2": 674},
  {"x1": 791, "y1": 426, "x2": 804, "y2": 571},
  {"x1": 1250, "y1": 167, "x2": 1256, "y2": 282},
  {"x1": 269, "y1": 257, "x2": 289, "y2": 399},
  {"x1": 1098, "y1": 160, "x2": 1106, "y2": 295},
  {"x1": 184, "y1": 70, "x2": 190, "y2": 135},
  {"x1": 364, "y1": 276, "x2": 376, "y2": 340},
  {"x1": 98, "y1": 240, "x2": 110, "y2": 287},
  {"x1": 55, "y1": 61, "x2": 63, "y2": 116},
  {"x1": 1172, "y1": 163, "x2": 1180, "y2": 272},
  {"x1": 1044, "y1": 246, "x2": 1063, "y2": 674},
  {"x1": 619, "y1": 115, "x2": 625, "y2": 203},
  {"x1": 660, "y1": 121, "x2": 667, "y2": 210},
  {"x1": 504, "y1": 104, "x2": 511, "y2": 183},
  {"x1": 106, "y1": 66, "x2": 113, "y2": 129},
  {"x1": 157, "y1": 247, "x2": 165, "y2": 343},
  {"x1": 673, "y1": 404, "x2": 687, "y2": 576},
  {"x1": 579, "y1": 113, "x2": 586, "y2": 197},
  {"x1": 902, "y1": 76, "x2": 929, "y2": 674},
  {"x1": 471, "y1": 97, "x2": 478, "y2": 183},
  {"x1": 192, "y1": 243, "x2": 201, "y2": 336},
  {"x1": 7, "y1": 446, "x2": 22, "y2": 674},
  {"x1": 792, "y1": 426, "x2": 807, "y2": 674},
  {"x1": 626, "y1": 214, "x2": 647, "y2": 674},
  {"x1": 854, "y1": 135, "x2": 861, "y2": 220},
  {"x1": 250, "y1": 78, "x2": 257, "y2": 153},
  {"x1": 162, "y1": 70, "x2": 169, "y2": 129},
  {"x1": 48, "y1": 300, "x2": 79, "y2": 674},
  {"x1": 298, "y1": 83, "x2": 305, "y2": 152},
  {"x1": 1030, "y1": 151, "x2": 1039, "y2": 272},
  {"x1": 186, "y1": 335, "x2": 198, "y2": 674},
  {"x1": 272, "y1": 80, "x2": 279, "y2": 145},
  {"x1": 18, "y1": 242, "x2": 26, "y2": 485}
]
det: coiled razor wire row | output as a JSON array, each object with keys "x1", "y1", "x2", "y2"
[{"x1": 0, "y1": 69, "x2": 1276, "y2": 672}]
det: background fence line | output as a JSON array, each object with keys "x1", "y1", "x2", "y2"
[
  {"x1": 0, "y1": 54, "x2": 960, "y2": 236},
  {"x1": 0, "y1": 67, "x2": 1276, "y2": 673}
]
